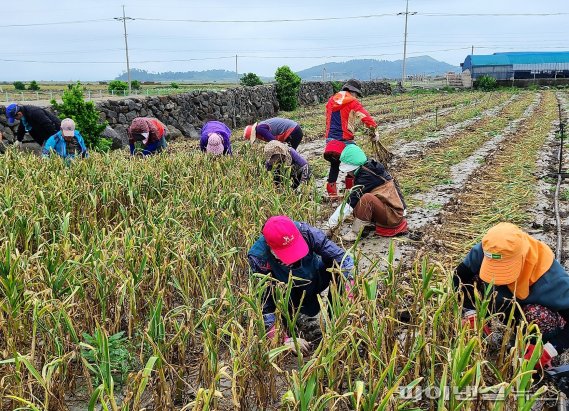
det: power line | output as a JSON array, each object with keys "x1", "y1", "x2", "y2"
[
  {"x1": 132, "y1": 13, "x2": 399, "y2": 23},
  {"x1": 419, "y1": 12, "x2": 569, "y2": 17},
  {"x1": 0, "y1": 18, "x2": 114, "y2": 28}
]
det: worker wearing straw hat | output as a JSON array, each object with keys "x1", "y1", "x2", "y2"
[
  {"x1": 326, "y1": 145, "x2": 407, "y2": 240},
  {"x1": 323, "y1": 79, "x2": 378, "y2": 199},
  {"x1": 248, "y1": 215, "x2": 354, "y2": 354},
  {"x1": 455, "y1": 223, "x2": 569, "y2": 369},
  {"x1": 263, "y1": 140, "x2": 311, "y2": 189},
  {"x1": 243, "y1": 117, "x2": 303, "y2": 149},
  {"x1": 200, "y1": 120, "x2": 232, "y2": 156}
]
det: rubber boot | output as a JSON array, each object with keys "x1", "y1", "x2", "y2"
[
  {"x1": 342, "y1": 218, "x2": 371, "y2": 242},
  {"x1": 345, "y1": 175, "x2": 355, "y2": 191},
  {"x1": 375, "y1": 219, "x2": 409, "y2": 237},
  {"x1": 326, "y1": 182, "x2": 339, "y2": 200}
]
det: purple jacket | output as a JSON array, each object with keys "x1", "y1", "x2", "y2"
[{"x1": 199, "y1": 121, "x2": 232, "y2": 154}]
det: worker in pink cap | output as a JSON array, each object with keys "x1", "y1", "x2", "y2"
[
  {"x1": 248, "y1": 215, "x2": 354, "y2": 354},
  {"x1": 199, "y1": 120, "x2": 232, "y2": 155},
  {"x1": 455, "y1": 223, "x2": 569, "y2": 370}
]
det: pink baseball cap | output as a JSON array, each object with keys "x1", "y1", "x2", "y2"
[
  {"x1": 262, "y1": 216, "x2": 309, "y2": 265},
  {"x1": 61, "y1": 118, "x2": 75, "y2": 137}
]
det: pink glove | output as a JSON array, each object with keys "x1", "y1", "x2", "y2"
[
  {"x1": 463, "y1": 310, "x2": 491, "y2": 336},
  {"x1": 525, "y1": 343, "x2": 558, "y2": 370},
  {"x1": 345, "y1": 279, "x2": 355, "y2": 301},
  {"x1": 266, "y1": 324, "x2": 276, "y2": 339}
]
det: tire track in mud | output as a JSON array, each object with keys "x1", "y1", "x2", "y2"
[{"x1": 416, "y1": 91, "x2": 559, "y2": 267}]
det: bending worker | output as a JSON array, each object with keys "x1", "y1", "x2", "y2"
[
  {"x1": 327, "y1": 145, "x2": 407, "y2": 240},
  {"x1": 5, "y1": 103, "x2": 61, "y2": 148},
  {"x1": 42, "y1": 118, "x2": 88, "y2": 160},
  {"x1": 243, "y1": 117, "x2": 304, "y2": 149},
  {"x1": 323, "y1": 79, "x2": 377, "y2": 199},
  {"x1": 127, "y1": 117, "x2": 168, "y2": 156},
  {"x1": 200, "y1": 120, "x2": 232, "y2": 156},
  {"x1": 455, "y1": 222, "x2": 569, "y2": 369},
  {"x1": 248, "y1": 215, "x2": 354, "y2": 354},
  {"x1": 263, "y1": 140, "x2": 311, "y2": 189}
]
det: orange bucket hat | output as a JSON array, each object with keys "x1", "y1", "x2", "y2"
[{"x1": 480, "y1": 222, "x2": 530, "y2": 285}]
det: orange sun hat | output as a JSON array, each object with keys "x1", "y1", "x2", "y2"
[{"x1": 479, "y1": 222, "x2": 530, "y2": 285}]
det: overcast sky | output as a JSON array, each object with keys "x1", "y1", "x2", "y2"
[{"x1": 1, "y1": 0, "x2": 568, "y2": 81}]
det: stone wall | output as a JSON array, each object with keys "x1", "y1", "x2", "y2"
[{"x1": 0, "y1": 80, "x2": 391, "y2": 149}]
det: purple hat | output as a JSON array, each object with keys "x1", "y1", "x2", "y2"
[{"x1": 206, "y1": 133, "x2": 224, "y2": 156}]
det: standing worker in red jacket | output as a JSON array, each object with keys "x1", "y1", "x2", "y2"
[{"x1": 324, "y1": 79, "x2": 378, "y2": 199}]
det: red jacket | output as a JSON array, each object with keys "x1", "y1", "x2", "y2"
[{"x1": 325, "y1": 91, "x2": 377, "y2": 141}]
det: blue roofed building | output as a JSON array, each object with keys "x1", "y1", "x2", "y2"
[{"x1": 461, "y1": 51, "x2": 569, "y2": 80}]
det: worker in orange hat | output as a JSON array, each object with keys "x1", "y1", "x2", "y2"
[{"x1": 454, "y1": 222, "x2": 569, "y2": 370}]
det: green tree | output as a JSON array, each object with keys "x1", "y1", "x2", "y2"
[
  {"x1": 13, "y1": 81, "x2": 26, "y2": 91},
  {"x1": 108, "y1": 80, "x2": 128, "y2": 94},
  {"x1": 240, "y1": 72, "x2": 263, "y2": 87},
  {"x1": 474, "y1": 75, "x2": 498, "y2": 91},
  {"x1": 131, "y1": 80, "x2": 142, "y2": 90},
  {"x1": 170, "y1": 82, "x2": 180, "y2": 89},
  {"x1": 28, "y1": 80, "x2": 41, "y2": 91},
  {"x1": 274, "y1": 66, "x2": 301, "y2": 111},
  {"x1": 331, "y1": 81, "x2": 343, "y2": 93},
  {"x1": 51, "y1": 82, "x2": 111, "y2": 151}
]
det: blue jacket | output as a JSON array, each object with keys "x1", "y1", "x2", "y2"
[
  {"x1": 42, "y1": 131, "x2": 88, "y2": 160},
  {"x1": 464, "y1": 243, "x2": 569, "y2": 312},
  {"x1": 248, "y1": 221, "x2": 354, "y2": 327}
]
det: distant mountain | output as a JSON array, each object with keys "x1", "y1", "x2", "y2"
[
  {"x1": 115, "y1": 56, "x2": 458, "y2": 83},
  {"x1": 115, "y1": 68, "x2": 244, "y2": 83},
  {"x1": 296, "y1": 56, "x2": 460, "y2": 81}
]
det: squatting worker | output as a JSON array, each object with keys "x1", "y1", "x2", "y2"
[
  {"x1": 324, "y1": 79, "x2": 377, "y2": 199},
  {"x1": 5, "y1": 103, "x2": 61, "y2": 148},
  {"x1": 263, "y1": 140, "x2": 311, "y2": 189},
  {"x1": 248, "y1": 215, "x2": 354, "y2": 354},
  {"x1": 42, "y1": 118, "x2": 88, "y2": 160},
  {"x1": 326, "y1": 145, "x2": 407, "y2": 240},
  {"x1": 127, "y1": 117, "x2": 168, "y2": 156},
  {"x1": 455, "y1": 223, "x2": 569, "y2": 369},
  {"x1": 200, "y1": 120, "x2": 232, "y2": 156},
  {"x1": 243, "y1": 117, "x2": 304, "y2": 149}
]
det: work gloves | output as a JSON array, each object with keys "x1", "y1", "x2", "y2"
[
  {"x1": 326, "y1": 203, "x2": 353, "y2": 230},
  {"x1": 525, "y1": 343, "x2": 558, "y2": 370},
  {"x1": 462, "y1": 309, "x2": 491, "y2": 336},
  {"x1": 284, "y1": 336, "x2": 310, "y2": 355},
  {"x1": 13, "y1": 140, "x2": 22, "y2": 149}
]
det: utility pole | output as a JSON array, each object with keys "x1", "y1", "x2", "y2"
[
  {"x1": 397, "y1": 0, "x2": 416, "y2": 86},
  {"x1": 115, "y1": 5, "x2": 134, "y2": 95},
  {"x1": 471, "y1": 45, "x2": 474, "y2": 55},
  {"x1": 235, "y1": 54, "x2": 238, "y2": 83}
]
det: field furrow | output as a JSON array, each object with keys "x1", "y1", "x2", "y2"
[{"x1": 419, "y1": 91, "x2": 559, "y2": 266}]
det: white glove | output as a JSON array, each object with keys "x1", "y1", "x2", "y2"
[
  {"x1": 284, "y1": 337, "x2": 310, "y2": 355},
  {"x1": 373, "y1": 128, "x2": 381, "y2": 142},
  {"x1": 13, "y1": 140, "x2": 22, "y2": 149},
  {"x1": 327, "y1": 203, "x2": 353, "y2": 229}
]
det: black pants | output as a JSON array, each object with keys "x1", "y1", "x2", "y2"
[
  {"x1": 327, "y1": 158, "x2": 340, "y2": 184},
  {"x1": 286, "y1": 126, "x2": 303, "y2": 150}
]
